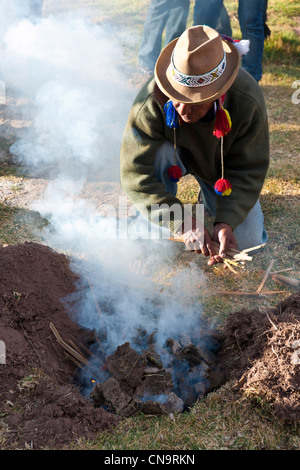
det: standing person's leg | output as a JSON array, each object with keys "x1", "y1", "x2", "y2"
[
  {"x1": 164, "y1": 0, "x2": 190, "y2": 45},
  {"x1": 13, "y1": 0, "x2": 43, "y2": 19},
  {"x1": 263, "y1": 0, "x2": 271, "y2": 39},
  {"x1": 193, "y1": 0, "x2": 224, "y2": 29},
  {"x1": 13, "y1": 0, "x2": 30, "y2": 18},
  {"x1": 215, "y1": 4, "x2": 232, "y2": 37},
  {"x1": 138, "y1": 0, "x2": 170, "y2": 72},
  {"x1": 29, "y1": 0, "x2": 44, "y2": 17},
  {"x1": 238, "y1": 0, "x2": 265, "y2": 81}
]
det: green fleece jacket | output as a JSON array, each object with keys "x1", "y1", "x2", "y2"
[{"x1": 120, "y1": 68, "x2": 269, "y2": 234}]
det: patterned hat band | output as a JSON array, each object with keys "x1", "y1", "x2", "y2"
[{"x1": 171, "y1": 50, "x2": 226, "y2": 88}]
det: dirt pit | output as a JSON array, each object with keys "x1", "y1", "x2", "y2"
[{"x1": 0, "y1": 242, "x2": 299, "y2": 449}]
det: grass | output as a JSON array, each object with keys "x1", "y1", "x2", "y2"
[
  {"x1": 0, "y1": 202, "x2": 48, "y2": 245},
  {"x1": 0, "y1": 0, "x2": 299, "y2": 451},
  {"x1": 78, "y1": 385, "x2": 300, "y2": 450}
]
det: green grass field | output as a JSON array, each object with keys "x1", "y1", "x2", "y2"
[{"x1": 0, "y1": 0, "x2": 299, "y2": 450}]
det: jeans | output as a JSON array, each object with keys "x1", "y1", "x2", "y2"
[
  {"x1": 238, "y1": 0, "x2": 266, "y2": 81},
  {"x1": 153, "y1": 141, "x2": 267, "y2": 251},
  {"x1": 193, "y1": 0, "x2": 232, "y2": 37},
  {"x1": 138, "y1": 0, "x2": 190, "y2": 71},
  {"x1": 13, "y1": 0, "x2": 44, "y2": 18},
  {"x1": 192, "y1": 0, "x2": 266, "y2": 81}
]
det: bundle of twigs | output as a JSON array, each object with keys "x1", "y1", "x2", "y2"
[
  {"x1": 169, "y1": 235, "x2": 299, "y2": 295},
  {"x1": 50, "y1": 322, "x2": 88, "y2": 369},
  {"x1": 169, "y1": 234, "x2": 257, "y2": 272}
]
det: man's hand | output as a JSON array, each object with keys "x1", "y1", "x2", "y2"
[
  {"x1": 209, "y1": 222, "x2": 238, "y2": 265},
  {"x1": 180, "y1": 218, "x2": 238, "y2": 265},
  {"x1": 180, "y1": 215, "x2": 216, "y2": 258}
]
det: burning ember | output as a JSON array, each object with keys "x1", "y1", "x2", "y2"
[{"x1": 79, "y1": 325, "x2": 225, "y2": 416}]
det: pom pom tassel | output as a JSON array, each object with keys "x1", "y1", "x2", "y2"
[
  {"x1": 213, "y1": 106, "x2": 232, "y2": 139},
  {"x1": 214, "y1": 131, "x2": 232, "y2": 196},
  {"x1": 213, "y1": 96, "x2": 232, "y2": 194},
  {"x1": 214, "y1": 178, "x2": 232, "y2": 196},
  {"x1": 164, "y1": 100, "x2": 181, "y2": 129},
  {"x1": 164, "y1": 100, "x2": 183, "y2": 182},
  {"x1": 168, "y1": 165, "x2": 182, "y2": 183},
  {"x1": 220, "y1": 34, "x2": 250, "y2": 57},
  {"x1": 233, "y1": 39, "x2": 250, "y2": 57}
]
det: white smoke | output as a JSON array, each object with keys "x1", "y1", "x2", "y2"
[
  {"x1": 1, "y1": 3, "x2": 207, "y2": 354},
  {"x1": 2, "y1": 11, "x2": 132, "y2": 181}
]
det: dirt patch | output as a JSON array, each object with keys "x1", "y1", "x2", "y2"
[
  {"x1": 0, "y1": 242, "x2": 119, "y2": 449},
  {"x1": 220, "y1": 294, "x2": 300, "y2": 422}
]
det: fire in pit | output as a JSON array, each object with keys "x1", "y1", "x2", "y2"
[
  {"x1": 54, "y1": 259, "x2": 226, "y2": 417},
  {"x1": 82, "y1": 325, "x2": 225, "y2": 416}
]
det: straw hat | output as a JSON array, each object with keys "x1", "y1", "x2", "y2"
[{"x1": 155, "y1": 25, "x2": 240, "y2": 104}]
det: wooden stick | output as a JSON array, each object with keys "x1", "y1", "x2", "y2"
[
  {"x1": 211, "y1": 241, "x2": 252, "y2": 261},
  {"x1": 223, "y1": 259, "x2": 238, "y2": 273},
  {"x1": 270, "y1": 268, "x2": 294, "y2": 275},
  {"x1": 265, "y1": 312, "x2": 278, "y2": 330},
  {"x1": 223, "y1": 258, "x2": 246, "y2": 269},
  {"x1": 216, "y1": 290, "x2": 288, "y2": 296},
  {"x1": 69, "y1": 339, "x2": 86, "y2": 356},
  {"x1": 50, "y1": 323, "x2": 88, "y2": 366},
  {"x1": 257, "y1": 269, "x2": 299, "y2": 287},
  {"x1": 270, "y1": 274, "x2": 300, "y2": 288},
  {"x1": 256, "y1": 259, "x2": 275, "y2": 294},
  {"x1": 241, "y1": 243, "x2": 266, "y2": 253}
]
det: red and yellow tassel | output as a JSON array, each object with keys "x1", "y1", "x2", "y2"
[
  {"x1": 214, "y1": 177, "x2": 232, "y2": 196},
  {"x1": 214, "y1": 95, "x2": 232, "y2": 196},
  {"x1": 213, "y1": 105, "x2": 232, "y2": 139}
]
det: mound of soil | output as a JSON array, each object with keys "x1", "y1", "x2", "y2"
[
  {"x1": 220, "y1": 294, "x2": 300, "y2": 422},
  {"x1": 0, "y1": 242, "x2": 119, "y2": 450}
]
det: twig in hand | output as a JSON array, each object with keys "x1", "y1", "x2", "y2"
[
  {"x1": 211, "y1": 241, "x2": 252, "y2": 261},
  {"x1": 169, "y1": 235, "x2": 252, "y2": 263},
  {"x1": 223, "y1": 259, "x2": 238, "y2": 273},
  {"x1": 241, "y1": 243, "x2": 266, "y2": 253}
]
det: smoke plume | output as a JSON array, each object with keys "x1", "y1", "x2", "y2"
[{"x1": 1, "y1": 3, "x2": 207, "y2": 369}]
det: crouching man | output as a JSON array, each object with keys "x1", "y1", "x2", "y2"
[{"x1": 120, "y1": 25, "x2": 269, "y2": 264}]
